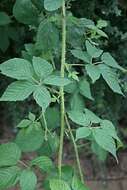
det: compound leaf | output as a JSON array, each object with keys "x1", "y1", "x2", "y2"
[{"x1": 0, "y1": 58, "x2": 33, "y2": 80}]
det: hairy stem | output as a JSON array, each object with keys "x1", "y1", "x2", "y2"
[
  {"x1": 65, "y1": 114, "x2": 84, "y2": 184},
  {"x1": 58, "y1": 0, "x2": 66, "y2": 178}
]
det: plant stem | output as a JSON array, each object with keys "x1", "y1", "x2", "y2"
[
  {"x1": 42, "y1": 111, "x2": 48, "y2": 141},
  {"x1": 65, "y1": 114, "x2": 84, "y2": 184},
  {"x1": 58, "y1": 0, "x2": 66, "y2": 178}
]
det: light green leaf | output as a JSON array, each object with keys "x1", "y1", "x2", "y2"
[
  {"x1": 96, "y1": 28, "x2": 108, "y2": 38},
  {"x1": 72, "y1": 176, "x2": 90, "y2": 190},
  {"x1": 31, "y1": 156, "x2": 53, "y2": 172},
  {"x1": 50, "y1": 179, "x2": 71, "y2": 190},
  {"x1": 93, "y1": 128, "x2": 117, "y2": 159},
  {"x1": 17, "y1": 119, "x2": 32, "y2": 128},
  {"x1": 79, "y1": 79, "x2": 94, "y2": 100},
  {"x1": 0, "y1": 12, "x2": 11, "y2": 26},
  {"x1": 0, "y1": 58, "x2": 33, "y2": 80},
  {"x1": 32, "y1": 56, "x2": 53, "y2": 79},
  {"x1": 98, "y1": 64, "x2": 123, "y2": 95},
  {"x1": 0, "y1": 166, "x2": 20, "y2": 190},
  {"x1": 84, "y1": 108, "x2": 101, "y2": 123},
  {"x1": 68, "y1": 111, "x2": 90, "y2": 127},
  {"x1": 86, "y1": 41, "x2": 103, "y2": 58},
  {"x1": 76, "y1": 127, "x2": 91, "y2": 140},
  {"x1": 97, "y1": 20, "x2": 108, "y2": 29},
  {"x1": 101, "y1": 120, "x2": 120, "y2": 142},
  {"x1": 0, "y1": 143, "x2": 21, "y2": 167},
  {"x1": 102, "y1": 52, "x2": 125, "y2": 71},
  {"x1": 20, "y1": 169, "x2": 37, "y2": 190},
  {"x1": 44, "y1": 0, "x2": 63, "y2": 11},
  {"x1": 33, "y1": 86, "x2": 51, "y2": 112},
  {"x1": 13, "y1": 0, "x2": 38, "y2": 24},
  {"x1": 44, "y1": 75, "x2": 71, "y2": 86},
  {"x1": 0, "y1": 81, "x2": 35, "y2": 101},
  {"x1": 28, "y1": 112, "x2": 36, "y2": 121},
  {"x1": 15, "y1": 125, "x2": 44, "y2": 152},
  {"x1": 71, "y1": 49, "x2": 90, "y2": 63},
  {"x1": 85, "y1": 64, "x2": 101, "y2": 83}
]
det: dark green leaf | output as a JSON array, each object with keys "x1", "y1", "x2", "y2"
[{"x1": 0, "y1": 12, "x2": 11, "y2": 26}]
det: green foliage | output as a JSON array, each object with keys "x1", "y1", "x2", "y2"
[
  {"x1": 19, "y1": 169, "x2": 37, "y2": 190},
  {"x1": 0, "y1": 143, "x2": 21, "y2": 167},
  {"x1": 0, "y1": 0, "x2": 126, "y2": 189},
  {"x1": 0, "y1": 166, "x2": 20, "y2": 190}
]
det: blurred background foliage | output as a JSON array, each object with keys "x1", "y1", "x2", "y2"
[{"x1": 0, "y1": 0, "x2": 127, "y2": 143}]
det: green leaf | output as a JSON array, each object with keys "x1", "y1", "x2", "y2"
[
  {"x1": 71, "y1": 49, "x2": 90, "y2": 63},
  {"x1": 0, "y1": 166, "x2": 20, "y2": 190},
  {"x1": 97, "y1": 20, "x2": 108, "y2": 29},
  {"x1": 50, "y1": 179, "x2": 71, "y2": 190},
  {"x1": 98, "y1": 64, "x2": 123, "y2": 95},
  {"x1": 44, "y1": 75, "x2": 71, "y2": 86},
  {"x1": 0, "y1": 81, "x2": 35, "y2": 101},
  {"x1": 72, "y1": 176, "x2": 90, "y2": 190},
  {"x1": 28, "y1": 112, "x2": 36, "y2": 121},
  {"x1": 15, "y1": 124, "x2": 44, "y2": 152},
  {"x1": 32, "y1": 56, "x2": 53, "y2": 79},
  {"x1": 17, "y1": 119, "x2": 32, "y2": 128},
  {"x1": 13, "y1": 0, "x2": 38, "y2": 25},
  {"x1": 91, "y1": 141, "x2": 108, "y2": 162},
  {"x1": 85, "y1": 64, "x2": 101, "y2": 83},
  {"x1": 76, "y1": 127, "x2": 91, "y2": 140},
  {"x1": 69, "y1": 92, "x2": 85, "y2": 112},
  {"x1": 31, "y1": 156, "x2": 53, "y2": 172},
  {"x1": 68, "y1": 111, "x2": 90, "y2": 127},
  {"x1": 20, "y1": 169, "x2": 37, "y2": 190},
  {"x1": 0, "y1": 143, "x2": 21, "y2": 167},
  {"x1": 0, "y1": 58, "x2": 33, "y2": 80},
  {"x1": 100, "y1": 120, "x2": 120, "y2": 142},
  {"x1": 93, "y1": 128, "x2": 117, "y2": 159},
  {"x1": 44, "y1": 107, "x2": 60, "y2": 129},
  {"x1": 84, "y1": 108, "x2": 101, "y2": 123},
  {"x1": 86, "y1": 41, "x2": 103, "y2": 58},
  {"x1": 33, "y1": 86, "x2": 51, "y2": 112},
  {"x1": 79, "y1": 79, "x2": 94, "y2": 100},
  {"x1": 102, "y1": 52, "x2": 125, "y2": 71},
  {"x1": 44, "y1": 0, "x2": 63, "y2": 11},
  {"x1": 36, "y1": 20, "x2": 59, "y2": 52},
  {"x1": 0, "y1": 12, "x2": 11, "y2": 26}
]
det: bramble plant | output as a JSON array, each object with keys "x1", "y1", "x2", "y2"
[{"x1": 0, "y1": 0, "x2": 126, "y2": 189}]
